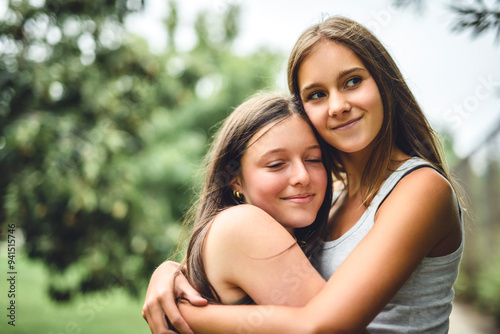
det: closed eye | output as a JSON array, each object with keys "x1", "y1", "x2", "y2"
[{"x1": 266, "y1": 162, "x2": 285, "y2": 169}]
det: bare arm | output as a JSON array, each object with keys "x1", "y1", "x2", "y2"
[
  {"x1": 178, "y1": 301, "x2": 369, "y2": 334},
  {"x1": 178, "y1": 169, "x2": 461, "y2": 333}
]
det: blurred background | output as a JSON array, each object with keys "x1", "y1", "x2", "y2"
[{"x1": 0, "y1": 0, "x2": 499, "y2": 333}]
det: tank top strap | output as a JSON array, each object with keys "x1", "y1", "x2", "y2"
[{"x1": 368, "y1": 157, "x2": 435, "y2": 213}]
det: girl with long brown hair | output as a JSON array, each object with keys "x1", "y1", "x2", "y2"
[
  {"x1": 143, "y1": 17, "x2": 463, "y2": 334},
  {"x1": 143, "y1": 92, "x2": 335, "y2": 325}
]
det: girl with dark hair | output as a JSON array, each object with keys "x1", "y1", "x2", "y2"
[
  {"x1": 178, "y1": 93, "x2": 333, "y2": 307},
  {"x1": 143, "y1": 92, "x2": 335, "y2": 330}
]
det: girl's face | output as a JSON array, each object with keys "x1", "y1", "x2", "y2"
[
  {"x1": 234, "y1": 116, "x2": 327, "y2": 233},
  {"x1": 297, "y1": 41, "x2": 384, "y2": 156}
]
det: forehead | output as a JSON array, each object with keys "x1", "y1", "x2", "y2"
[
  {"x1": 246, "y1": 116, "x2": 316, "y2": 151},
  {"x1": 299, "y1": 41, "x2": 365, "y2": 77}
]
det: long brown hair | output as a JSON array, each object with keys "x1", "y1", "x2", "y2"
[
  {"x1": 181, "y1": 93, "x2": 333, "y2": 303},
  {"x1": 288, "y1": 16, "x2": 453, "y2": 205}
]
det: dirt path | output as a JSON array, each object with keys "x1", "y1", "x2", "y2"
[{"x1": 449, "y1": 301, "x2": 500, "y2": 334}]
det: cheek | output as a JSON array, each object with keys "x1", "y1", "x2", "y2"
[
  {"x1": 243, "y1": 172, "x2": 284, "y2": 201},
  {"x1": 313, "y1": 167, "x2": 328, "y2": 193},
  {"x1": 371, "y1": 97, "x2": 384, "y2": 133},
  {"x1": 303, "y1": 106, "x2": 325, "y2": 131},
  {"x1": 358, "y1": 84, "x2": 384, "y2": 133},
  {"x1": 365, "y1": 84, "x2": 384, "y2": 116}
]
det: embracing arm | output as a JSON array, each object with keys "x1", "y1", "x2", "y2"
[
  {"x1": 143, "y1": 204, "x2": 327, "y2": 333},
  {"x1": 178, "y1": 168, "x2": 461, "y2": 333},
  {"x1": 178, "y1": 301, "x2": 370, "y2": 334}
]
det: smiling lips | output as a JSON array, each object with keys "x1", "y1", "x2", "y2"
[
  {"x1": 282, "y1": 193, "x2": 315, "y2": 204},
  {"x1": 332, "y1": 116, "x2": 362, "y2": 130}
]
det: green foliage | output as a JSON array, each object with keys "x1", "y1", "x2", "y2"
[
  {"x1": 0, "y1": 254, "x2": 147, "y2": 333},
  {"x1": 476, "y1": 252, "x2": 500, "y2": 322},
  {"x1": 0, "y1": 0, "x2": 282, "y2": 301}
]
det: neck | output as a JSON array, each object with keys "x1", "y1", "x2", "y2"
[
  {"x1": 340, "y1": 151, "x2": 369, "y2": 198},
  {"x1": 339, "y1": 147, "x2": 409, "y2": 199}
]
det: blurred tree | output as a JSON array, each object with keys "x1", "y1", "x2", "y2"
[
  {"x1": 451, "y1": 0, "x2": 500, "y2": 41},
  {"x1": 0, "y1": 0, "x2": 281, "y2": 301},
  {"x1": 394, "y1": 0, "x2": 500, "y2": 43}
]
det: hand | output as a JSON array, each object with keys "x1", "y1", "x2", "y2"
[{"x1": 142, "y1": 261, "x2": 208, "y2": 334}]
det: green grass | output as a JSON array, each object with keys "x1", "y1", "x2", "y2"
[{"x1": 0, "y1": 254, "x2": 151, "y2": 334}]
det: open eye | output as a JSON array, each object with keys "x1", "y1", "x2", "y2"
[
  {"x1": 346, "y1": 77, "x2": 362, "y2": 88},
  {"x1": 307, "y1": 91, "x2": 326, "y2": 100}
]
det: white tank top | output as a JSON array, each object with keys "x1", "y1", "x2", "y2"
[{"x1": 312, "y1": 157, "x2": 463, "y2": 333}]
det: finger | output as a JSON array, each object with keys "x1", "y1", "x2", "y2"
[
  {"x1": 161, "y1": 296, "x2": 195, "y2": 334},
  {"x1": 142, "y1": 261, "x2": 197, "y2": 334},
  {"x1": 143, "y1": 297, "x2": 169, "y2": 334},
  {"x1": 165, "y1": 315, "x2": 181, "y2": 334},
  {"x1": 175, "y1": 273, "x2": 208, "y2": 306}
]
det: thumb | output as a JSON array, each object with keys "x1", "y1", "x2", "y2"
[
  {"x1": 183, "y1": 290, "x2": 208, "y2": 306},
  {"x1": 175, "y1": 274, "x2": 208, "y2": 306}
]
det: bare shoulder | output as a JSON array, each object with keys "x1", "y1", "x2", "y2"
[
  {"x1": 377, "y1": 165, "x2": 461, "y2": 254},
  {"x1": 207, "y1": 205, "x2": 296, "y2": 258},
  {"x1": 393, "y1": 166, "x2": 456, "y2": 206},
  {"x1": 211, "y1": 204, "x2": 284, "y2": 238},
  {"x1": 380, "y1": 166, "x2": 459, "y2": 220},
  {"x1": 215, "y1": 204, "x2": 276, "y2": 225}
]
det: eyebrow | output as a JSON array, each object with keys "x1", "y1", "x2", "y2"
[
  {"x1": 300, "y1": 66, "x2": 368, "y2": 95},
  {"x1": 259, "y1": 144, "x2": 321, "y2": 160}
]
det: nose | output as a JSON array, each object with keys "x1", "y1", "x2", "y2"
[
  {"x1": 328, "y1": 92, "x2": 351, "y2": 118},
  {"x1": 290, "y1": 161, "x2": 310, "y2": 186}
]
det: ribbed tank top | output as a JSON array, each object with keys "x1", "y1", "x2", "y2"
[{"x1": 312, "y1": 157, "x2": 463, "y2": 333}]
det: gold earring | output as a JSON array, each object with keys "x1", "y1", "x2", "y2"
[{"x1": 233, "y1": 190, "x2": 244, "y2": 202}]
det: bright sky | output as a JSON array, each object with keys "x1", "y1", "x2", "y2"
[{"x1": 31, "y1": 0, "x2": 500, "y2": 159}]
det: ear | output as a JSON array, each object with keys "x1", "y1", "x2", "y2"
[{"x1": 229, "y1": 176, "x2": 243, "y2": 194}]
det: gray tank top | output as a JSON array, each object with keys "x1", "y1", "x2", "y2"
[{"x1": 312, "y1": 157, "x2": 463, "y2": 333}]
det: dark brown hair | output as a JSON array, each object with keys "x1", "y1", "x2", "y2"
[{"x1": 182, "y1": 93, "x2": 333, "y2": 303}]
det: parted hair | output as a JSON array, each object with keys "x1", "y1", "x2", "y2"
[
  {"x1": 287, "y1": 16, "x2": 453, "y2": 205},
  {"x1": 181, "y1": 93, "x2": 333, "y2": 303}
]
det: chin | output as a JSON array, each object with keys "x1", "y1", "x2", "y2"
[{"x1": 289, "y1": 218, "x2": 316, "y2": 229}]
